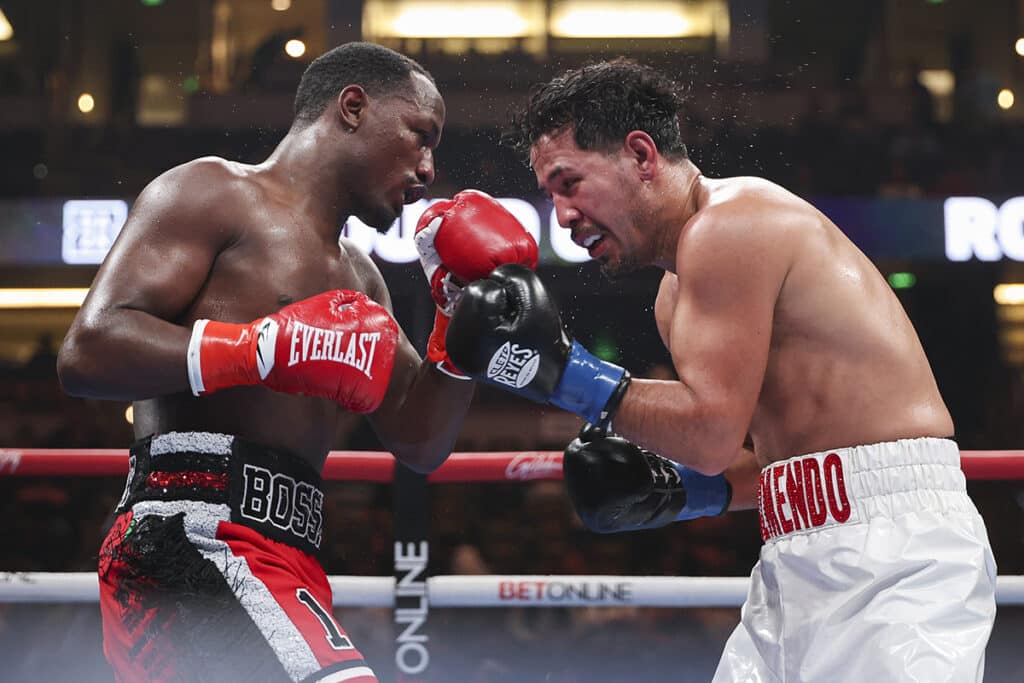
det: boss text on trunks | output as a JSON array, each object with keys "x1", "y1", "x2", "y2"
[{"x1": 239, "y1": 463, "x2": 324, "y2": 548}]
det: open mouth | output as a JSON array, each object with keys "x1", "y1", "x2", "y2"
[
  {"x1": 577, "y1": 232, "x2": 606, "y2": 256},
  {"x1": 404, "y1": 185, "x2": 426, "y2": 204}
]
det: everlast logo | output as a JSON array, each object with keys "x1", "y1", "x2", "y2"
[
  {"x1": 759, "y1": 452, "x2": 854, "y2": 541},
  {"x1": 486, "y1": 341, "x2": 540, "y2": 389},
  {"x1": 240, "y1": 464, "x2": 323, "y2": 548},
  {"x1": 288, "y1": 322, "x2": 381, "y2": 379}
]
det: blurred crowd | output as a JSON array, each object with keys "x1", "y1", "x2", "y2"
[{"x1": 2, "y1": 91, "x2": 1022, "y2": 202}]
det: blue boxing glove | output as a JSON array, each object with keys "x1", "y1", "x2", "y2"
[
  {"x1": 445, "y1": 264, "x2": 630, "y2": 426},
  {"x1": 563, "y1": 424, "x2": 731, "y2": 533}
]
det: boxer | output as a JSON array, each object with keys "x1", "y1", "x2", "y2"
[
  {"x1": 447, "y1": 58, "x2": 996, "y2": 681},
  {"x1": 58, "y1": 42, "x2": 536, "y2": 682}
]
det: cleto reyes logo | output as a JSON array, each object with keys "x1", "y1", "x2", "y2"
[
  {"x1": 487, "y1": 341, "x2": 539, "y2": 388},
  {"x1": 759, "y1": 452, "x2": 854, "y2": 541}
]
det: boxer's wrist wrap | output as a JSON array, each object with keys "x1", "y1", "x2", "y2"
[
  {"x1": 187, "y1": 319, "x2": 211, "y2": 396},
  {"x1": 550, "y1": 340, "x2": 629, "y2": 425},
  {"x1": 675, "y1": 465, "x2": 732, "y2": 520}
]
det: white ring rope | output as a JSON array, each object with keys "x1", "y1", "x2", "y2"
[{"x1": 4, "y1": 572, "x2": 1024, "y2": 607}]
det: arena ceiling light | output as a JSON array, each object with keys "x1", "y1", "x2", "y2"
[
  {"x1": 918, "y1": 69, "x2": 955, "y2": 97},
  {"x1": 0, "y1": 288, "x2": 89, "y2": 309},
  {"x1": 0, "y1": 9, "x2": 13, "y2": 41},
  {"x1": 550, "y1": 1, "x2": 700, "y2": 38},
  {"x1": 994, "y1": 284, "x2": 1024, "y2": 306},
  {"x1": 385, "y1": 1, "x2": 534, "y2": 38}
]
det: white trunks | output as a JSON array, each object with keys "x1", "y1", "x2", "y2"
[{"x1": 712, "y1": 438, "x2": 996, "y2": 682}]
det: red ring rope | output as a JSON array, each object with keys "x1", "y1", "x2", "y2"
[{"x1": 0, "y1": 448, "x2": 1021, "y2": 481}]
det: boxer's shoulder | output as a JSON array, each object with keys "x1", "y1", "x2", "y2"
[
  {"x1": 137, "y1": 156, "x2": 257, "y2": 217},
  {"x1": 150, "y1": 156, "x2": 250, "y2": 192},
  {"x1": 693, "y1": 176, "x2": 817, "y2": 234},
  {"x1": 128, "y1": 157, "x2": 267, "y2": 245}
]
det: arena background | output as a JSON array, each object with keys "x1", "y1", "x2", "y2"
[{"x1": 1, "y1": 0, "x2": 1023, "y2": 681}]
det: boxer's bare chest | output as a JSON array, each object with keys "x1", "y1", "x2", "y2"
[
  {"x1": 139, "y1": 205, "x2": 369, "y2": 463},
  {"x1": 187, "y1": 209, "x2": 365, "y2": 326}
]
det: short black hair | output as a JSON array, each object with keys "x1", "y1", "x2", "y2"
[
  {"x1": 293, "y1": 42, "x2": 434, "y2": 126},
  {"x1": 505, "y1": 58, "x2": 687, "y2": 161}
]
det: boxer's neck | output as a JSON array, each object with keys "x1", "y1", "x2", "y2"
[{"x1": 261, "y1": 123, "x2": 351, "y2": 239}]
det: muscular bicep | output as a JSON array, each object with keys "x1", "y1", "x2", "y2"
[
  {"x1": 668, "y1": 214, "x2": 789, "y2": 432},
  {"x1": 77, "y1": 165, "x2": 236, "y2": 326},
  {"x1": 58, "y1": 161, "x2": 246, "y2": 399},
  {"x1": 654, "y1": 273, "x2": 677, "y2": 349}
]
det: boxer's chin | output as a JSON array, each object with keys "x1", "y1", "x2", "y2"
[
  {"x1": 358, "y1": 204, "x2": 401, "y2": 233},
  {"x1": 599, "y1": 254, "x2": 638, "y2": 281}
]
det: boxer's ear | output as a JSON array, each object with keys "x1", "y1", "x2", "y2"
[
  {"x1": 336, "y1": 85, "x2": 368, "y2": 131},
  {"x1": 624, "y1": 130, "x2": 658, "y2": 181}
]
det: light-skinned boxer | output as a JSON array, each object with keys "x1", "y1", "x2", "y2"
[{"x1": 446, "y1": 58, "x2": 996, "y2": 682}]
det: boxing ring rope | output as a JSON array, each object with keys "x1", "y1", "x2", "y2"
[
  {"x1": 3, "y1": 447, "x2": 1023, "y2": 480},
  {"x1": 4, "y1": 572, "x2": 1024, "y2": 607},
  {"x1": 4, "y1": 448, "x2": 1024, "y2": 606}
]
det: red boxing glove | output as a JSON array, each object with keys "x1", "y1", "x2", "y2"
[
  {"x1": 186, "y1": 290, "x2": 398, "y2": 413},
  {"x1": 414, "y1": 189, "x2": 538, "y2": 376}
]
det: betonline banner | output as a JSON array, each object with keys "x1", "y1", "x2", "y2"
[{"x1": 1, "y1": 195, "x2": 1022, "y2": 265}]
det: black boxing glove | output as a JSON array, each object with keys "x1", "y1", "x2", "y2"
[
  {"x1": 445, "y1": 264, "x2": 630, "y2": 426},
  {"x1": 563, "y1": 424, "x2": 732, "y2": 534}
]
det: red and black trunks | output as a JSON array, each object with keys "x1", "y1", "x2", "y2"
[{"x1": 98, "y1": 432, "x2": 377, "y2": 683}]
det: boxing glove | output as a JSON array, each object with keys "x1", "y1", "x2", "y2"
[
  {"x1": 414, "y1": 190, "x2": 538, "y2": 377},
  {"x1": 186, "y1": 290, "x2": 398, "y2": 413},
  {"x1": 446, "y1": 263, "x2": 630, "y2": 426},
  {"x1": 564, "y1": 424, "x2": 732, "y2": 533}
]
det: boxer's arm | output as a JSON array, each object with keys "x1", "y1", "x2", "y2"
[
  {"x1": 612, "y1": 205, "x2": 792, "y2": 475},
  {"x1": 723, "y1": 447, "x2": 761, "y2": 511},
  {"x1": 349, "y1": 246, "x2": 475, "y2": 473},
  {"x1": 651, "y1": 273, "x2": 765, "y2": 507},
  {"x1": 58, "y1": 161, "x2": 241, "y2": 400}
]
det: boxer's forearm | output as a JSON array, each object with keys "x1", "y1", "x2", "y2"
[
  {"x1": 723, "y1": 447, "x2": 762, "y2": 511},
  {"x1": 612, "y1": 377, "x2": 749, "y2": 476},
  {"x1": 58, "y1": 306, "x2": 193, "y2": 400},
  {"x1": 369, "y1": 347, "x2": 476, "y2": 473}
]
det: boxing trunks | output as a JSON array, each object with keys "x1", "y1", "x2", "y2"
[
  {"x1": 713, "y1": 438, "x2": 996, "y2": 683},
  {"x1": 98, "y1": 432, "x2": 378, "y2": 683}
]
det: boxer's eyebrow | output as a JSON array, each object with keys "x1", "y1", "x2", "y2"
[
  {"x1": 539, "y1": 165, "x2": 565, "y2": 193},
  {"x1": 544, "y1": 165, "x2": 564, "y2": 187}
]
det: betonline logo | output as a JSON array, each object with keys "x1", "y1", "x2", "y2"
[
  {"x1": 498, "y1": 580, "x2": 634, "y2": 604},
  {"x1": 394, "y1": 541, "x2": 429, "y2": 676},
  {"x1": 944, "y1": 196, "x2": 1024, "y2": 261}
]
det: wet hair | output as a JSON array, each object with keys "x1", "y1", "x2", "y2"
[
  {"x1": 292, "y1": 42, "x2": 434, "y2": 127},
  {"x1": 505, "y1": 58, "x2": 688, "y2": 161}
]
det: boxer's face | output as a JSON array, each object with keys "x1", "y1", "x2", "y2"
[
  {"x1": 531, "y1": 129, "x2": 650, "y2": 278},
  {"x1": 354, "y1": 73, "x2": 445, "y2": 230}
]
